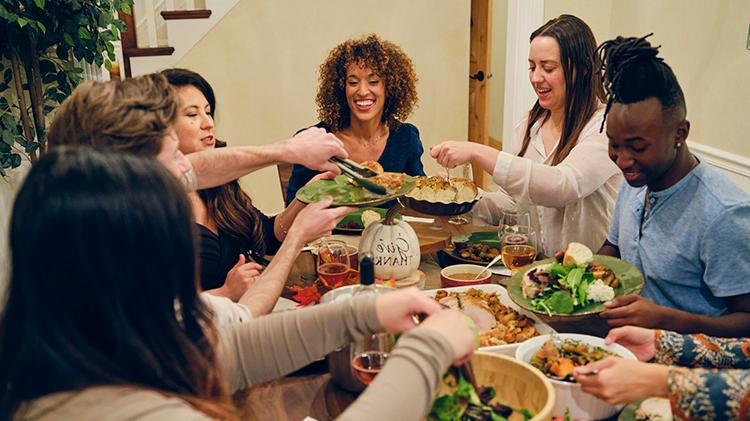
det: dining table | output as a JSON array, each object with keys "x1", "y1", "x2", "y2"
[{"x1": 235, "y1": 213, "x2": 612, "y2": 420}]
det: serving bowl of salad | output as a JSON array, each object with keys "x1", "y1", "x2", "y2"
[
  {"x1": 428, "y1": 352, "x2": 554, "y2": 421},
  {"x1": 507, "y1": 247, "x2": 644, "y2": 323},
  {"x1": 515, "y1": 334, "x2": 637, "y2": 420}
]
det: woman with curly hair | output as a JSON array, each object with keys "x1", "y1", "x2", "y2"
[{"x1": 285, "y1": 34, "x2": 426, "y2": 205}]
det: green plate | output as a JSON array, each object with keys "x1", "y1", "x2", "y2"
[
  {"x1": 448, "y1": 231, "x2": 504, "y2": 265},
  {"x1": 334, "y1": 207, "x2": 401, "y2": 234},
  {"x1": 618, "y1": 400, "x2": 643, "y2": 421},
  {"x1": 507, "y1": 255, "x2": 644, "y2": 321},
  {"x1": 295, "y1": 174, "x2": 415, "y2": 207}
]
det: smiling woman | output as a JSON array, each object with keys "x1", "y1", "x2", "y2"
[
  {"x1": 285, "y1": 34, "x2": 427, "y2": 206},
  {"x1": 429, "y1": 14, "x2": 623, "y2": 256}
]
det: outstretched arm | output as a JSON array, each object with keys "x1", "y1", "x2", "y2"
[{"x1": 189, "y1": 128, "x2": 347, "y2": 190}]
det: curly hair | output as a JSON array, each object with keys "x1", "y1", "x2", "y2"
[{"x1": 316, "y1": 34, "x2": 418, "y2": 131}]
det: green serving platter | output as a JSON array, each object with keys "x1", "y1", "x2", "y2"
[{"x1": 507, "y1": 255, "x2": 644, "y2": 323}]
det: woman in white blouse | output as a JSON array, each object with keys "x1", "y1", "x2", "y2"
[{"x1": 431, "y1": 14, "x2": 622, "y2": 256}]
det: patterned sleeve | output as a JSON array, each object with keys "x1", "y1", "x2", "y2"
[
  {"x1": 667, "y1": 366, "x2": 750, "y2": 420},
  {"x1": 655, "y1": 330, "x2": 750, "y2": 369}
]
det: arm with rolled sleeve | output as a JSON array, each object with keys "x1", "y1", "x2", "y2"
[{"x1": 492, "y1": 111, "x2": 620, "y2": 208}]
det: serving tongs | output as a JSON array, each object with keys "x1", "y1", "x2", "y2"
[{"x1": 329, "y1": 157, "x2": 386, "y2": 195}]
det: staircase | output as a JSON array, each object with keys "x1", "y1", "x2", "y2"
[{"x1": 119, "y1": 0, "x2": 239, "y2": 77}]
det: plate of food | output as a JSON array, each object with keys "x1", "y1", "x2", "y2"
[
  {"x1": 422, "y1": 284, "x2": 554, "y2": 356},
  {"x1": 333, "y1": 207, "x2": 401, "y2": 234},
  {"x1": 296, "y1": 173, "x2": 415, "y2": 207},
  {"x1": 516, "y1": 333, "x2": 637, "y2": 420},
  {"x1": 449, "y1": 231, "x2": 503, "y2": 265},
  {"x1": 507, "y1": 243, "x2": 644, "y2": 323},
  {"x1": 400, "y1": 175, "x2": 479, "y2": 216},
  {"x1": 619, "y1": 397, "x2": 673, "y2": 421}
]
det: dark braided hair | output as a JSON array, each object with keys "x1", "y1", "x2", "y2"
[{"x1": 598, "y1": 33, "x2": 686, "y2": 132}]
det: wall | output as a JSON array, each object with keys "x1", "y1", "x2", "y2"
[
  {"x1": 488, "y1": 0, "x2": 508, "y2": 142},
  {"x1": 545, "y1": 0, "x2": 750, "y2": 158},
  {"x1": 177, "y1": 0, "x2": 470, "y2": 214}
]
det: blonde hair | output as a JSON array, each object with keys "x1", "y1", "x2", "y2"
[{"x1": 47, "y1": 74, "x2": 179, "y2": 156}]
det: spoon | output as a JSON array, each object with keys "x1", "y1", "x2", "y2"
[{"x1": 473, "y1": 252, "x2": 503, "y2": 280}]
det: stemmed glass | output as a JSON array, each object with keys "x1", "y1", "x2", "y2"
[
  {"x1": 316, "y1": 240, "x2": 350, "y2": 288},
  {"x1": 350, "y1": 333, "x2": 392, "y2": 386},
  {"x1": 500, "y1": 208, "x2": 531, "y2": 235},
  {"x1": 500, "y1": 225, "x2": 538, "y2": 275}
]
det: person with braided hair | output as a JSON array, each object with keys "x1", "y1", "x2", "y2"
[
  {"x1": 430, "y1": 15, "x2": 622, "y2": 257},
  {"x1": 595, "y1": 34, "x2": 750, "y2": 336}
]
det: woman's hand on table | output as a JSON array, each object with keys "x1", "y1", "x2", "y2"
[
  {"x1": 604, "y1": 326, "x2": 657, "y2": 361},
  {"x1": 285, "y1": 197, "x2": 355, "y2": 245},
  {"x1": 573, "y1": 358, "x2": 669, "y2": 404}
]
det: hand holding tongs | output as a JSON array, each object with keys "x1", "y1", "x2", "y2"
[{"x1": 329, "y1": 157, "x2": 386, "y2": 195}]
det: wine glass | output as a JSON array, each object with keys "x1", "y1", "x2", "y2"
[
  {"x1": 316, "y1": 240, "x2": 350, "y2": 288},
  {"x1": 350, "y1": 333, "x2": 392, "y2": 386},
  {"x1": 500, "y1": 207, "x2": 531, "y2": 235},
  {"x1": 500, "y1": 225, "x2": 538, "y2": 275}
]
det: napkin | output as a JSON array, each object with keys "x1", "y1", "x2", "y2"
[{"x1": 489, "y1": 266, "x2": 512, "y2": 276}]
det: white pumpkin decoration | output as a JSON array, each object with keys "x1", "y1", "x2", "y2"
[{"x1": 359, "y1": 205, "x2": 420, "y2": 280}]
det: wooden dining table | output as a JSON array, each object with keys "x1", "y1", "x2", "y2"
[{"x1": 236, "y1": 213, "x2": 611, "y2": 420}]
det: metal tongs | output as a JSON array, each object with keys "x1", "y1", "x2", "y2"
[{"x1": 329, "y1": 157, "x2": 386, "y2": 195}]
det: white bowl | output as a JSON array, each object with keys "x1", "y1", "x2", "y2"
[
  {"x1": 422, "y1": 284, "x2": 555, "y2": 357},
  {"x1": 515, "y1": 333, "x2": 637, "y2": 420}
]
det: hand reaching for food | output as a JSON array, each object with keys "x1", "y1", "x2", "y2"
[
  {"x1": 573, "y1": 357, "x2": 670, "y2": 404},
  {"x1": 286, "y1": 197, "x2": 355, "y2": 244},
  {"x1": 604, "y1": 326, "x2": 657, "y2": 361},
  {"x1": 375, "y1": 288, "x2": 442, "y2": 332}
]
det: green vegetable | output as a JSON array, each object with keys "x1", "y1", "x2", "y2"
[
  {"x1": 547, "y1": 291, "x2": 575, "y2": 314},
  {"x1": 428, "y1": 372, "x2": 533, "y2": 421}
]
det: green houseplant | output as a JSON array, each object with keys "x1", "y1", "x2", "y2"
[{"x1": 0, "y1": 0, "x2": 133, "y2": 175}]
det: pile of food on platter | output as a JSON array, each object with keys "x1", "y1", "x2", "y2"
[
  {"x1": 434, "y1": 288, "x2": 539, "y2": 347},
  {"x1": 406, "y1": 175, "x2": 478, "y2": 203},
  {"x1": 454, "y1": 242, "x2": 500, "y2": 263},
  {"x1": 522, "y1": 243, "x2": 619, "y2": 316}
]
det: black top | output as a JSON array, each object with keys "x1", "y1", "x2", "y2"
[
  {"x1": 284, "y1": 122, "x2": 426, "y2": 205},
  {"x1": 197, "y1": 211, "x2": 281, "y2": 290}
]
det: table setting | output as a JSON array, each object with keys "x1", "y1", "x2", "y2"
[{"x1": 240, "y1": 170, "x2": 650, "y2": 421}]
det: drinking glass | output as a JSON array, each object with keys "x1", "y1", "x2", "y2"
[
  {"x1": 500, "y1": 225, "x2": 538, "y2": 275},
  {"x1": 500, "y1": 208, "x2": 531, "y2": 235},
  {"x1": 316, "y1": 240, "x2": 350, "y2": 287},
  {"x1": 350, "y1": 333, "x2": 392, "y2": 386}
]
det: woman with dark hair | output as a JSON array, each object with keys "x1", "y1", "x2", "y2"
[
  {"x1": 431, "y1": 15, "x2": 622, "y2": 256},
  {"x1": 0, "y1": 147, "x2": 475, "y2": 420},
  {"x1": 284, "y1": 34, "x2": 426, "y2": 205},
  {"x1": 162, "y1": 68, "x2": 319, "y2": 306}
]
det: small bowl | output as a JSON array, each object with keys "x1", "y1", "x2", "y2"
[
  {"x1": 440, "y1": 264, "x2": 492, "y2": 288},
  {"x1": 515, "y1": 333, "x2": 637, "y2": 420}
]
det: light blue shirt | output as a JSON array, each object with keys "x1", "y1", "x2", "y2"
[{"x1": 608, "y1": 162, "x2": 750, "y2": 316}]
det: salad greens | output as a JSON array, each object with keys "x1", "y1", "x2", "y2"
[
  {"x1": 530, "y1": 262, "x2": 596, "y2": 315},
  {"x1": 296, "y1": 174, "x2": 415, "y2": 206},
  {"x1": 428, "y1": 371, "x2": 533, "y2": 421}
]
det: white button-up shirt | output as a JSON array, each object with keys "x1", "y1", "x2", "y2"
[{"x1": 475, "y1": 107, "x2": 622, "y2": 256}]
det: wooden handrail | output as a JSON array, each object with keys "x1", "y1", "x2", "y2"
[{"x1": 161, "y1": 9, "x2": 212, "y2": 20}]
